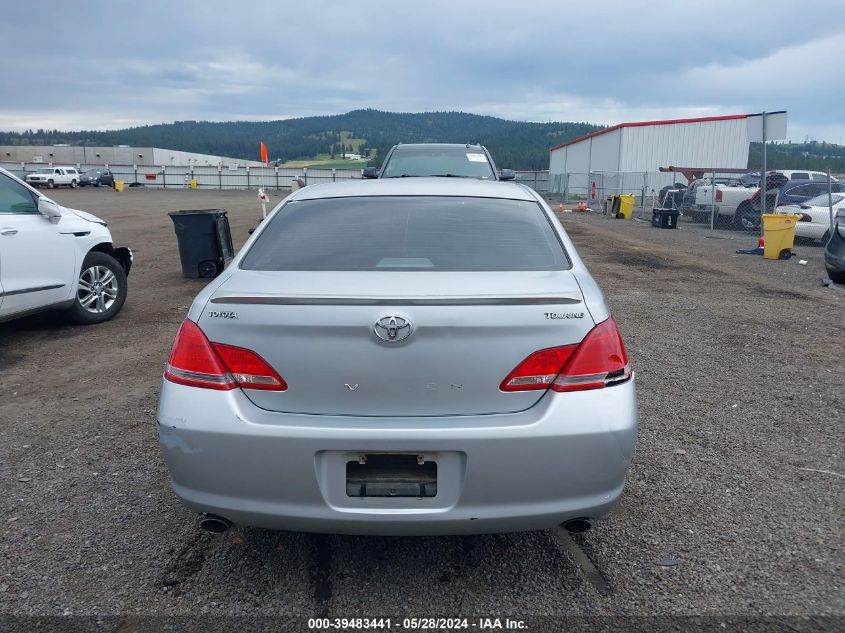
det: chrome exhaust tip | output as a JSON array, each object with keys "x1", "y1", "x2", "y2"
[{"x1": 199, "y1": 514, "x2": 232, "y2": 534}]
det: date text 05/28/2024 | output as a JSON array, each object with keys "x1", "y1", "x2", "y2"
[{"x1": 307, "y1": 617, "x2": 528, "y2": 630}]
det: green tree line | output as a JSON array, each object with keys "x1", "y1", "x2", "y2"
[
  {"x1": 748, "y1": 141, "x2": 845, "y2": 173},
  {"x1": 0, "y1": 109, "x2": 600, "y2": 170}
]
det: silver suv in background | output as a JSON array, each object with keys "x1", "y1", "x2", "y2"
[{"x1": 363, "y1": 143, "x2": 515, "y2": 181}]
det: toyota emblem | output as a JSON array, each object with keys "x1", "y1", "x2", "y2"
[{"x1": 373, "y1": 315, "x2": 412, "y2": 343}]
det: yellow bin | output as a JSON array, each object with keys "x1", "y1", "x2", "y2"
[
  {"x1": 762, "y1": 213, "x2": 801, "y2": 260},
  {"x1": 617, "y1": 194, "x2": 636, "y2": 220},
  {"x1": 114, "y1": 180, "x2": 125, "y2": 192},
  {"x1": 190, "y1": 179, "x2": 198, "y2": 189}
]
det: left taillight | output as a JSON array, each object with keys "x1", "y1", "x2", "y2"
[
  {"x1": 164, "y1": 319, "x2": 286, "y2": 391},
  {"x1": 211, "y1": 342, "x2": 287, "y2": 391}
]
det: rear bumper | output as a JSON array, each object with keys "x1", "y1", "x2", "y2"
[{"x1": 156, "y1": 378, "x2": 637, "y2": 535}]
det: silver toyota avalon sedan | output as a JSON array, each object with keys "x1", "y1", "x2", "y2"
[{"x1": 157, "y1": 178, "x2": 637, "y2": 536}]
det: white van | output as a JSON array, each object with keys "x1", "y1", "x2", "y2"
[{"x1": 772, "y1": 170, "x2": 837, "y2": 182}]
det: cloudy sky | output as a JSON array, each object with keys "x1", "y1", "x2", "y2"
[{"x1": 1, "y1": 0, "x2": 842, "y2": 143}]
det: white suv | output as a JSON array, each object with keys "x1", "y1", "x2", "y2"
[
  {"x1": 0, "y1": 167, "x2": 132, "y2": 324},
  {"x1": 25, "y1": 166, "x2": 80, "y2": 189}
]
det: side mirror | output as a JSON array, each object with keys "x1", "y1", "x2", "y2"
[
  {"x1": 499, "y1": 169, "x2": 515, "y2": 181},
  {"x1": 362, "y1": 166, "x2": 379, "y2": 179},
  {"x1": 38, "y1": 198, "x2": 62, "y2": 223}
]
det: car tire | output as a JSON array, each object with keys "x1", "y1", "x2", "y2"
[
  {"x1": 66, "y1": 252, "x2": 128, "y2": 325},
  {"x1": 94, "y1": 180, "x2": 100, "y2": 187},
  {"x1": 735, "y1": 201, "x2": 760, "y2": 231},
  {"x1": 828, "y1": 269, "x2": 845, "y2": 283},
  {"x1": 47, "y1": 179, "x2": 55, "y2": 189},
  {"x1": 70, "y1": 179, "x2": 77, "y2": 188}
]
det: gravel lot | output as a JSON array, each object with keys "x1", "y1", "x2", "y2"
[{"x1": 1, "y1": 188, "x2": 842, "y2": 625}]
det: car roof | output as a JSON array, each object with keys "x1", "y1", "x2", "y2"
[
  {"x1": 391, "y1": 143, "x2": 486, "y2": 152},
  {"x1": 293, "y1": 177, "x2": 535, "y2": 201},
  {"x1": 782, "y1": 179, "x2": 835, "y2": 187}
]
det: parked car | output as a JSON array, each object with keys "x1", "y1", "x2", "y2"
[
  {"x1": 362, "y1": 143, "x2": 515, "y2": 181},
  {"x1": 731, "y1": 176, "x2": 841, "y2": 231},
  {"x1": 824, "y1": 209, "x2": 845, "y2": 282},
  {"x1": 0, "y1": 167, "x2": 132, "y2": 324},
  {"x1": 79, "y1": 168, "x2": 115, "y2": 187},
  {"x1": 739, "y1": 170, "x2": 838, "y2": 187},
  {"x1": 773, "y1": 170, "x2": 837, "y2": 182},
  {"x1": 775, "y1": 179, "x2": 843, "y2": 207},
  {"x1": 25, "y1": 166, "x2": 80, "y2": 189},
  {"x1": 778, "y1": 193, "x2": 845, "y2": 242},
  {"x1": 157, "y1": 178, "x2": 637, "y2": 536}
]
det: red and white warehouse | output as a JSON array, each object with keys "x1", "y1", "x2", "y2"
[{"x1": 548, "y1": 113, "x2": 771, "y2": 198}]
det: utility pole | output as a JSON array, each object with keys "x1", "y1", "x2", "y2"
[{"x1": 761, "y1": 111, "x2": 767, "y2": 222}]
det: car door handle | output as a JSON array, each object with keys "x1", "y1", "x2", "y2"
[{"x1": 1, "y1": 227, "x2": 19, "y2": 236}]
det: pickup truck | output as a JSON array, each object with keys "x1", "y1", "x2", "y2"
[{"x1": 690, "y1": 183, "x2": 758, "y2": 226}]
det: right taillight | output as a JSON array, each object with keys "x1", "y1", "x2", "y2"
[
  {"x1": 552, "y1": 317, "x2": 631, "y2": 392},
  {"x1": 715, "y1": 188, "x2": 723, "y2": 203},
  {"x1": 164, "y1": 319, "x2": 286, "y2": 391},
  {"x1": 500, "y1": 317, "x2": 632, "y2": 394}
]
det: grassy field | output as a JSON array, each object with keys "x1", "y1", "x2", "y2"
[
  {"x1": 279, "y1": 156, "x2": 368, "y2": 170},
  {"x1": 277, "y1": 130, "x2": 373, "y2": 169}
]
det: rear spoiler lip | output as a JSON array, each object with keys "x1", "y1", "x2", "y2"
[{"x1": 208, "y1": 295, "x2": 583, "y2": 306}]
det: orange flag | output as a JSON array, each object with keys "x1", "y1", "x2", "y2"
[{"x1": 260, "y1": 142, "x2": 268, "y2": 164}]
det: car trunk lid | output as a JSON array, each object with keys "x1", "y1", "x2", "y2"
[{"x1": 198, "y1": 270, "x2": 594, "y2": 416}]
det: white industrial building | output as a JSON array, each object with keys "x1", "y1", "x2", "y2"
[
  {"x1": 548, "y1": 113, "x2": 770, "y2": 199},
  {"x1": 0, "y1": 145, "x2": 263, "y2": 168}
]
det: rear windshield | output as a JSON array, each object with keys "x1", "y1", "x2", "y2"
[
  {"x1": 382, "y1": 148, "x2": 495, "y2": 179},
  {"x1": 241, "y1": 196, "x2": 568, "y2": 271}
]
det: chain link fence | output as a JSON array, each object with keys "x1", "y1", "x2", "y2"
[
  {"x1": 1, "y1": 161, "x2": 554, "y2": 194},
  {"x1": 0, "y1": 161, "x2": 369, "y2": 190},
  {"x1": 548, "y1": 169, "x2": 843, "y2": 241}
]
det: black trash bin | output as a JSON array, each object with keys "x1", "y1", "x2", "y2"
[
  {"x1": 651, "y1": 208, "x2": 679, "y2": 229},
  {"x1": 168, "y1": 209, "x2": 234, "y2": 278}
]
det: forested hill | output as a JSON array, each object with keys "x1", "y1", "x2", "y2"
[
  {"x1": 748, "y1": 141, "x2": 845, "y2": 173},
  {"x1": 0, "y1": 110, "x2": 601, "y2": 170}
]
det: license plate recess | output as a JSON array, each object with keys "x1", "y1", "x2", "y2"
[{"x1": 346, "y1": 453, "x2": 437, "y2": 498}]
